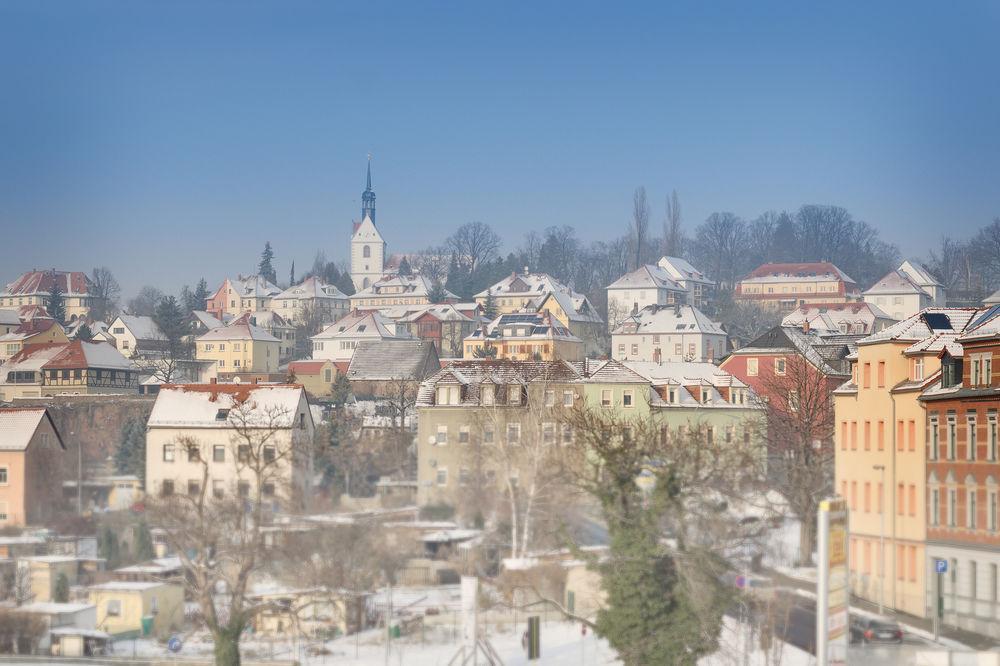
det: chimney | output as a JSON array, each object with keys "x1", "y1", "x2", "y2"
[{"x1": 803, "y1": 320, "x2": 810, "y2": 334}]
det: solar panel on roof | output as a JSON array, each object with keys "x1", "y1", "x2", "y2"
[
  {"x1": 922, "y1": 312, "x2": 953, "y2": 331},
  {"x1": 969, "y1": 305, "x2": 1000, "y2": 331}
]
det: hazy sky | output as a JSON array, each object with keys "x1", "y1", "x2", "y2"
[{"x1": 1, "y1": 1, "x2": 998, "y2": 298}]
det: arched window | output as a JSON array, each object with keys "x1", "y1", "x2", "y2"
[{"x1": 363, "y1": 245, "x2": 371, "y2": 259}]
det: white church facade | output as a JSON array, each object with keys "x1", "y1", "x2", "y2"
[{"x1": 350, "y1": 159, "x2": 387, "y2": 292}]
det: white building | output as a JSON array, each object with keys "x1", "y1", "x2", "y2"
[
  {"x1": 780, "y1": 302, "x2": 898, "y2": 336},
  {"x1": 606, "y1": 264, "x2": 687, "y2": 331},
  {"x1": 271, "y1": 277, "x2": 349, "y2": 326},
  {"x1": 108, "y1": 315, "x2": 165, "y2": 358},
  {"x1": 350, "y1": 160, "x2": 386, "y2": 292},
  {"x1": 657, "y1": 256, "x2": 715, "y2": 309},
  {"x1": 863, "y1": 261, "x2": 944, "y2": 321},
  {"x1": 310, "y1": 310, "x2": 411, "y2": 363},
  {"x1": 611, "y1": 304, "x2": 727, "y2": 363}
]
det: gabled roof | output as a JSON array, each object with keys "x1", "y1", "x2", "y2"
[
  {"x1": 347, "y1": 339, "x2": 440, "y2": 382},
  {"x1": 113, "y1": 315, "x2": 163, "y2": 342},
  {"x1": 623, "y1": 361, "x2": 747, "y2": 388},
  {"x1": 196, "y1": 313, "x2": 279, "y2": 342},
  {"x1": 606, "y1": 264, "x2": 686, "y2": 292},
  {"x1": 0, "y1": 407, "x2": 64, "y2": 451},
  {"x1": 781, "y1": 301, "x2": 897, "y2": 334},
  {"x1": 725, "y1": 325, "x2": 853, "y2": 377},
  {"x1": 147, "y1": 384, "x2": 309, "y2": 429},
  {"x1": 351, "y1": 215, "x2": 384, "y2": 242},
  {"x1": 859, "y1": 308, "x2": 981, "y2": 346},
  {"x1": 287, "y1": 360, "x2": 332, "y2": 375},
  {"x1": 2, "y1": 340, "x2": 136, "y2": 373},
  {"x1": 862, "y1": 269, "x2": 927, "y2": 296},
  {"x1": 741, "y1": 262, "x2": 857, "y2": 286},
  {"x1": 312, "y1": 310, "x2": 408, "y2": 341},
  {"x1": 416, "y1": 359, "x2": 594, "y2": 406},
  {"x1": 657, "y1": 257, "x2": 715, "y2": 286},
  {"x1": 537, "y1": 290, "x2": 604, "y2": 324},
  {"x1": 351, "y1": 274, "x2": 455, "y2": 300},
  {"x1": 612, "y1": 304, "x2": 724, "y2": 336},
  {"x1": 466, "y1": 311, "x2": 581, "y2": 343},
  {"x1": 0, "y1": 318, "x2": 62, "y2": 343},
  {"x1": 2, "y1": 270, "x2": 93, "y2": 297},
  {"x1": 397, "y1": 304, "x2": 474, "y2": 324},
  {"x1": 274, "y1": 277, "x2": 347, "y2": 301},
  {"x1": 898, "y1": 260, "x2": 941, "y2": 288},
  {"x1": 190, "y1": 310, "x2": 224, "y2": 331},
  {"x1": 475, "y1": 272, "x2": 573, "y2": 299},
  {"x1": 956, "y1": 305, "x2": 1000, "y2": 342}
]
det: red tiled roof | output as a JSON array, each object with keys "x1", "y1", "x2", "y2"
[
  {"x1": 159, "y1": 383, "x2": 303, "y2": 404},
  {"x1": 332, "y1": 361, "x2": 351, "y2": 376},
  {"x1": 3, "y1": 270, "x2": 92, "y2": 297},
  {"x1": 288, "y1": 361, "x2": 329, "y2": 375},
  {"x1": 15, "y1": 319, "x2": 58, "y2": 335}
]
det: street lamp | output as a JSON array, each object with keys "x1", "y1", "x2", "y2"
[{"x1": 873, "y1": 464, "x2": 886, "y2": 615}]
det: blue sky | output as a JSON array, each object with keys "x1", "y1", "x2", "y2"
[{"x1": 1, "y1": 1, "x2": 998, "y2": 297}]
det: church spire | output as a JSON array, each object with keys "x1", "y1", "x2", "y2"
[{"x1": 361, "y1": 154, "x2": 376, "y2": 222}]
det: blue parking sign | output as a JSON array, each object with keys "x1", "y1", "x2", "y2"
[{"x1": 935, "y1": 559, "x2": 947, "y2": 574}]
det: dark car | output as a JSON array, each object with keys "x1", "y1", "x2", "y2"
[{"x1": 850, "y1": 616, "x2": 904, "y2": 644}]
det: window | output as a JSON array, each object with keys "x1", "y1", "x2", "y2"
[
  {"x1": 262, "y1": 482, "x2": 275, "y2": 497},
  {"x1": 237, "y1": 445, "x2": 250, "y2": 463},
  {"x1": 864, "y1": 421, "x2": 871, "y2": 450},
  {"x1": 631, "y1": 344, "x2": 639, "y2": 356},
  {"x1": 0, "y1": 467, "x2": 6, "y2": 485},
  {"x1": 213, "y1": 445, "x2": 225, "y2": 463},
  {"x1": 863, "y1": 362, "x2": 871, "y2": 389},
  {"x1": 864, "y1": 482, "x2": 871, "y2": 512},
  {"x1": 969, "y1": 489, "x2": 977, "y2": 529},
  {"x1": 912, "y1": 357, "x2": 924, "y2": 381},
  {"x1": 897, "y1": 420, "x2": 904, "y2": 451},
  {"x1": 263, "y1": 446, "x2": 276, "y2": 463},
  {"x1": 850, "y1": 421, "x2": 857, "y2": 450},
  {"x1": 435, "y1": 425, "x2": 448, "y2": 445},
  {"x1": 481, "y1": 384, "x2": 494, "y2": 406},
  {"x1": 774, "y1": 358, "x2": 786, "y2": 375},
  {"x1": 459, "y1": 426, "x2": 470, "y2": 444},
  {"x1": 623, "y1": 390, "x2": 634, "y2": 408},
  {"x1": 946, "y1": 413, "x2": 958, "y2": 459},
  {"x1": 841, "y1": 422, "x2": 847, "y2": 450},
  {"x1": 544, "y1": 390, "x2": 555, "y2": 407},
  {"x1": 949, "y1": 489, "x2": 957, "y2": 526},
  {"x1": 908, "y1": 484, "x2": 916, "y2": 517},
  {"x1": 508, "y1": 386, "x2": 521, "y2": 405},
  {"x1": 213, "y1": 480, "x2": 224, "y2": 499},
  {"x1": 506, "y1": 423, "x2": 521, "y2": 443},
  {"x1": 563, "y1": 390, "x2": 574, "y2": 406},
  {"x1": 877, "y1": 361, "x2": 885, "y2": 388},
  {"x1": 877, "y1": 420, "x2": 885, "y2": 451},
  {"x1": 931, "y1": 489, "x2": 940, "y2": 525},
  {"x1": 483, "y1": 425, "x2": 494, "y2": 444},
  {"x1": 106, "y1": 600, "x2": 122, "y2": 617},
  {"x1": 877, "y1": 482, "x2": 884, "y2": 514},
  {"x1": 437, "y1": 386, "x2": 461, "y2": 405},
  {"x1": 363, "y1": 245, "x2": 371, "y2": 258},
  {"x1": 163, "y1": 445, "x2": 175, "y2": 462},
  {"x1": 929, "y1": 416, "x2": 939, "y2": 460},
  {"x1": 562, "y1": 423, "x2": 573, "y2": 444},
  {"x1": 990, "y1": 413, "x2": 998, "y2": 461},
  {"x1": 188, "y1": 480, "x2": 200, "y2": 496},
  {"x1": 161, "y1": 480, "x2": 174, "y2": 497},
  {"x1": 617, "y1": 344, "x2": 625, "y2": 356},
  {"x1": 238, "y1": 482, "x2": 250, "y2": 498},
  {"x1": 436, "y1": 468, "x2": 448, "y2": 486},
  {"x1": 968, "y1": 414, "x2": 978, "y2": 461},
  {"x1": 543, "y1": 422, "x2": 555, "y2": 444},
  {"x1": 188, "y1": 446, "x2": 202, "y2": 462},
  {"x1": 601, "y1": 389, "x2": 612, "y2": 407},
  {"x1": 990, "y1": 491, "x2": 998, "y2": 531}
]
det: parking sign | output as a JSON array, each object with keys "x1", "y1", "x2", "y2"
[{"x1": 935, "y1": 559, "x2": 948, "y2": 574}]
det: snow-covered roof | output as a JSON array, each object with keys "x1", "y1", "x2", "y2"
[
  {"x1": 606, "y1": 264, "x2": 686, "y2": 292},
  {"x1": 351, "y1": 274, "x2": 452, "y2": 300},
  {"x1": 0, "y1": 407, "x2": 56, "y2": 451},
  {"x1": 740, "y1": 262, "x2": 856, "y2": 285},
  {"x1": 312, "y1": 310, "x2": 409, "y2": 341},
  {"x1": 229, "y1": 274, "x2": 281, "y2": 299},
  {"x1": 657, "y1": 256, "x2": 715, "y2": 287},
  {"x1": 623, "y1": 360, "x2": 746, "y2": 389},
  {"x1": 147, "y1": 384, "x2": 308, "y2": 429},
  {"x1": 1, "y1": 341, "x2": 136, "y2": 375},
  {"x1": 537, "y1": 290, "x2": 604, "y2": 324},
  {"x1": 190, "y1": 310, "x2": 224, "y2": 331},
  {"x1": 612, "y1": 304, "x2": 724, "y2": 336},
  {"x1": 899, "y1": 260, "x2": 941, "y2": 288},
  {"x1": 114, "y1": 557, "x2": 182, "y2": 575},
  {"x1": 196, "y1": 313, "x2": 279, "y2": 342},
  {"x1": 2, "y1": 270, "x2": 93, "y2": 297},
  {"x1": 113, "y1": 315, "x2": 162, "y2": 341},
  {"x1": 89, "y1": 581, "x2": 170, "y2": 591},
  {"x1": 347, "y1": 339, "x2": 439, "y2": 382},
  {"x1": 862, "y1": 269, "x2": 926, "y2": 296},
  {"x1": 16, "y1": 602, "x2": 94, "y2": 615},
  {"x1": 859, "y1": 308, "x2": 981, "y2": 345},
  {"x1": 274, "y1": 276, "x2": 347, "y2": 302},
  {"x1": 466, "y1": 310, "x2": 581, "y2": 343},
  {"x1": 474, "y1": 272, "x2": 572, "y2": 299},
  {"x1": 957, "y1": 305, "x2": 1000, "y2": 342},
  {"x1": 781, "y1": 302, "x2": 897, "y2": 335}
]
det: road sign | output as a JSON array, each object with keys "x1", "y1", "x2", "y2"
[{"x1": 935, "y1": 559, "x2": 948, "y2": 574}]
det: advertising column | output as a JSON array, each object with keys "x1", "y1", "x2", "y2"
[{"x1": 816, "y1": 497, "x2": 849, "y2": 666}]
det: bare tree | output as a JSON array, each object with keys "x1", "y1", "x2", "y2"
[
  {"x1": 410, "y1": 246, "x2": 451, "y2": 284},
  {"x1": 147, "y1": 401, "x2": 310, "y2": 666},
  {"x1": 89, "y1": 266, "x2": 121, "y2": 322},
  {"x1": 127, "y1": 286, "x2": 165, "y2": 317},
  {"x1": 691, "y1": 212, "x2": 750, "y2": 292},
  {"x1": 662, "y1": 189, "x2": 682, "y2": 257},
  {"x1": 630, "y1": 186, "x2": 650, "y2": 270},
  {"x1": 755, "y1": 355, "x2": 835, "y2": 565},
  {"x1": 446, "y1": 222, "x2": 502, "y2": 273}
]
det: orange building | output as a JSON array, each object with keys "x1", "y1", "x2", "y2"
[{"x1": 0, "y1": 408, "x2": 66, "y2": 527}]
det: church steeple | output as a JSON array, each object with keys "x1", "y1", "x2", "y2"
[{"x1": 361, "y1": 155, "x2": 376, "y2": 222}]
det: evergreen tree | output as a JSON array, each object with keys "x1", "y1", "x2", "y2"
[
  {"x1": 289, "y1": 261, "x2": 296, "y2": 286},
  {"x1": 153, "y1": 296, "x2": 189, "y2": 355},
  {"x1": 427, "y1": 280, "x2": 448, "y2": 304},
  {"x1": 483, "y1": 289, "x2": 498, "y2": 320},
  {"x1": 114, "y1": 418, "x2": 146, "y2": 482},
  {"x1": 192, "y1": 278, "x2": 211, "y2": 311},
  {"x1": 335, "y1": 272, "x2": 356, "y2": 297},
  {"x1": 134, "y1": 522, "x2": 155, "y2": 561},
  {"x1": 53, "y1": 573, "x2": 69, "y2": 603},
  {"x1": 180, "y1": 285, "x2": 196, "y2": 315},
  {"x1": 98, "y1": 527, "x2": 121, "y2": 569},
  {"x1": 75, "y1": 323, "x2": 93, "y2": 342},
  {"x1": 472, "y1": 343, "x2": 497, "y2": 359},
  {"x1": 331, "y1": 374, "x2": 353, "y2": 407},
  {"x1": 259, "y1": 242, "x2": 277, "y2": 284},
  {"x1": 444, "y1": 253, "x2": 469, "y2": 299},
  {"x1": 46, "y1": 276, "x2": 67, "y2": 325},
  {"x1": 397, "y1": 257, "x2": 413, "y2": 276}
]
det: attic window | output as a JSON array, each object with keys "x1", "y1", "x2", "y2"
[
  {"x1": 357, "y1": 325, "x2": 366, "y2": 332},
  {"x1": 216, "y1": 409, "x2": 230, "y2": 421}
]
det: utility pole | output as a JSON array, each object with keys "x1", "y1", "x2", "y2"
[
  {"x1": 75, "y1": 431, "x2": 82, "y2": 515},
  {"x1": 873, "y1": 464, "x2": 886, "y2": 615}
]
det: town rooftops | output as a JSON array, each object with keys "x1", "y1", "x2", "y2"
[
  {"x1": 287, "y1": 360, "x2": 331, "y2": 376},
  {"x1": 351, "y1": 274, "x2": 453, "y2": 300},
  {"x1": 862, "y1": 269, "x2": 927, "y2": 296},
  {"x1": 231, "y1": 274, "x2": 281, "y2": 298},
  {"x1": 725, "y1": 325, "x2": 857, "y2": 377},
  {"x1": 147, "y1": 383, "x2": 308, "y2": 429},
  {"x1": 347, "y1": 339, "x2": 440, "y2": 382},
  {"x1": 0, "y1": 407, "x2": 63, "y2": 451},
  {"x1": 740, "y1": 262, "x2": 857, "y2": 286},
  {"x1": 612, "y1": 303, "x2": 724, "y2": 336},
  {"x1": 3, "y1": 341, "x2": 137, "y2": 373},
  {"x1": 190, "y1": 310, "x2": 224, "y2": 331},
  {"x1": 397, "y1": 304, "x2": 475, "y2": 324},
  {"x1": 537, "y1": 290, "x2": 604, "y2": 324},
  {"x1": 956, "y1": 305, "x2": 1000, "y2": 343},
  {"x1": 466, "y1": 311, "x2": 581, "y2": 342},
  {"x1": 113, "y1": 315, "x2": 163, "y2": 342},
  {"x1": 657, "y1": 256, "x2": 715, "y2": 286},
  {"x1": 312, "y1": 310, "x2": 408, "y2": 341},
  {"x1": 196, "y1": 313, "x2": 279, "y2": 342},
  {"x1": 0, "y1": 318, "x2": 62, "y2": 343},
  {"x1": 781, "y1": 302, "x2": 896, "y2": 335},
  {"x1": 2, "y1": 270, "x2": 93, "y2": 297},
  {"x1": 859, "y1": 308, "x2": 981, "y2": 346},
  {"x1": 606, "y1": 264, "x2": 686, "y2": 292},
  {"x1": 623, "y1": 360, "x2": 747, "y2": 388},
  {"x1": 474, "y1": 272, "x2": 573, "y2": 299},
  {"x1": 89, "y1": 581, "x2": 171, "y2": 591},
  {"x1": 274, "y1": 276, "x2": 348, "y2": 301},
  {"x1": 15, "y1": 602, "x2": 94, "y2": 615}
]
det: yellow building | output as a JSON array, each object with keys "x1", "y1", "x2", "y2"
[
  {"x1": 195, "y1": 313, "x2": 280, "y2": 375},
  {"x1": 0, "y1": 271, "x2": 103, "y2": 323},
  {"x1": 474, "y1": 272, "x2": 572, "y2": 314},
  {"x1": 204, "y1": 275, "x2": 281, "y2": 321},
  {"x1": 463, "y1": 312, "x2": 584, "y2": 361},
  {"x1": 250, "y1": 586, "x2": 362, "y2": 638},
  {"x1": 0, "y1": 319, "x2": 68, "y2": 362},
  {"x1": 287, "y1": 360, "x2": 337, "y2": 398},
  {"x1": 349, "y1": 274, "x2": 454, "y2": 309},
  {"x1": 25, "y1": 556, "x2": 81, "y2": 602},
  {"x1": 89, "y1": 581, "x2": 183, "y2": 637},
  {"x1": 834, "y1": 308, "x2": 981, "y2": 618},
  {"x1": 736, "y1": 262, "x2": 861, "y2": 311}
]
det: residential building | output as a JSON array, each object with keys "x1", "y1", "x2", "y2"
[
  {"x1": 145, "y1": 384, "x2": 315, "y2": 509},
  {"x1": 0, "y1": 270, "x2": 103, "y2": 322},
  {"x1": 287, "y1": 360, "x2": 338, "y2": 399},
  {"x1": 107, "y1": 315, "x2": 165, "y2": 359},
  {"x1": 246, "y1": 310, "x2": 296, "y2": 361},
  {"x1": 89, "y1": 581, "x2": 183, "y2": 637},
  {"x1": 623, "y1": 361, "x2": 763, "y2": 458},
  {"x1": 250, "y1": 586, "x2": 364, "y2": 637},
  {"x1": 204, "y1": 274, "x2": 281, "y2": 321},
  {"x1": 834, "y1": 307, "x2": 981, "y2": 618},
  {"x1": 395, "y1": 304, "x2": 478, "y2": 358},
  {"x1": 0, "y1": 310, "x2": 20, "y2": 336},
  {"x1": 12, "y1": 602, "x2": 99, "y2": 654},
  {"x1": 346, "y1": 339, "x2": 441, "y2": 400},
  {"x1": 311, "y1": 310, "x2": 411, "y2": 363},
  {"x1": 534, "y1": 291, "x2": 605, "y2": 356},
  {"x1": 350, "y1": 274, "x2": 455, "y2": 310},
  {"x1": 351, "y1": 160, "x2": 386, "y2": 291},
  {"x1": 781, "y1": 302, "x2": 897, "y2": 336},
  {"x1": 865, "y1": 261, "x2": 946, "y2": 320},
  {"x1": 0, "y1": 341, "x2": 139, "y2": 401},
  {"x1": 23, "y1": 555, "x2": 103, "y2": 602},
  {"x1": 463, "y1": 311, "x2": 584, "y2": 362},
  {"x1": 919, "y1": 305, "x2": 1000, "y2": 635},
  {"x1": 0, "y1": 318, "x2": 68, "y2": 362},
  {"x1": 271, "y1": 277, "x2": 349, "y2": 326},
  {"x1": 195, "y1": 313, "x2": 280, "y2": 376},
  {"x1": 474, "y1": 271, "x2": 575, "y2": 314},
  {"x1": 605, "y1": 264, "x2": 687, "y2": 330},
  {"x1": 657, "y1": 256, "x2": 715, "y2": 309},
  {"x1": 414, "y1": 359, "x2": 650, "y2": 509},
  {"x1": 0, "y1": 407, "x2": 65, "y2": 527},
  {"x1": 612, "y1": 304, "x2": 726, "y2": 363},
  {"x1": 735, "y1": 262, "x2": 861, "y2": 310},
  {"x1": 62, "y1": 474, "x2": 142, "y2": 513},
  {"x1": 186, "y1": 310, "x2": 224, "y2": 338}
]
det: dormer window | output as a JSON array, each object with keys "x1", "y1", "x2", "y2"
[
  {"x1": 508, "y1": 385, "x2": 522, "y2": 405},
  {"x1": 482, "y1": 384, "x2": 495, "y2": 406},
  {"x1": 667, "y1": 388, "x2": 677, "y2": 404},
  {"x1": 436, "y1": 386, "x2": 461, "y2": 405},
  {"x1": 911, "y1": 357, "x2": 924, "y2": 381},
  {"x1": 701, "y1": 388, "x2": 711, "y2": 404}
]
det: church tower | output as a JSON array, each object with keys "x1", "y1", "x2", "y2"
[{"x1": 350, "y1": 156, "x2": 386, "y2": 292}]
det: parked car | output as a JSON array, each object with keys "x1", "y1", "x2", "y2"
[{"x1": 850, "y1": 616, "x2": 903, "y2": 644}]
